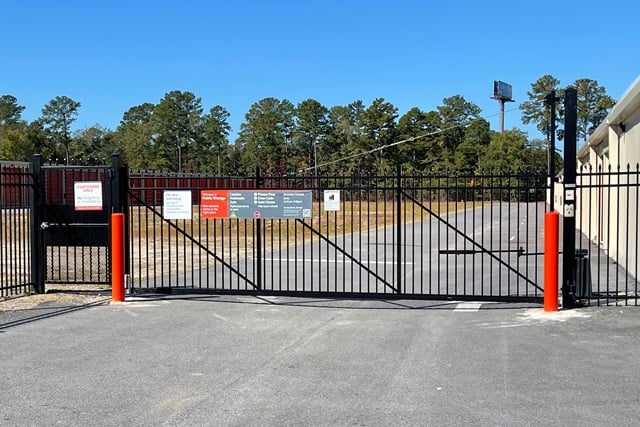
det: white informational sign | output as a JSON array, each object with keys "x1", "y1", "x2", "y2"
[
  {"x1": 324, "y1": 190, "x2": 341, "y2": 211},
  {"x1": 163, "y1": 190, "x2": 192, "y2": 219},
  {"x1": 74, "y1": 181, "x2": 103, "y2": 211}
]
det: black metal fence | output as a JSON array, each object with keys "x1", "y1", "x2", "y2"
[
  {"x1": 11, "y1": 153, "x2": 640, "y2": 306},
  {"x1": 575, "y1": 164, "x2": 640, "y2": 306},
  {"x1": 0, "y1": 161, "x2": 33, "y2": 296},
  {"x1": 1, "y1": 155, "x2": 127, "y2": 297},
  {"x1": 128, "y1": 169, "x2": 548, "y2": 302}
]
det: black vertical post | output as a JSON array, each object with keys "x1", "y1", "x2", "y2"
[
  {"x1": 30, "y1": 154, "x2": 45, "y2": 294},
  {"x1": 255, "y1": 167, "x2": 262, "y2": 290},
  {"x1": 562, "y1": 88, "x2": 578, "y2": 308},
  {"x1": 396, "y1": 164, "x2": 402, "y2": 294},
  {"x1": 545, "y1": 91, "x2": 557, "y2": 211},
  {"x1": 111, "y1": 154, "x2": 122, "y2": 213},
  {"x1": 111, "y1": 154, "x2": 130, "y2": 275}
]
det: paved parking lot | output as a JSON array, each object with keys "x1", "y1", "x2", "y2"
[{"x1": 2, "y1": 294, "x2": 640, "y2": 426}]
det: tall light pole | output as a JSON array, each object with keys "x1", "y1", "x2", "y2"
[{"x1": 313, "y1": 138, "x2": 318, "y2": 174}]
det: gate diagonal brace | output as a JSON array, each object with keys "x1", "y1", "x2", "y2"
[
  {"x1": 295, "y1": 219, "x2": 399, "y2": 294},
  {"x1": 128, "y1": 192, "x2": 258, "y2": 290},
  {"x1": 403, "y1": 191, "x2": 543, "y2": 292}
]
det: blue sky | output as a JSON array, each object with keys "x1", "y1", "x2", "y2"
[{"x1": 2, "y1": 0, "x2": 639, "y2": 144}]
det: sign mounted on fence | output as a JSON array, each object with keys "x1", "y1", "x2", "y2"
[
  {"x1": 230, "y1": 191, "x2": 312, "y2": 219},
  {"x1": 200, "y1": 190, "x2": 229, "y2": 219},
  {"x1": 163, "y1": 190, "x2": 192, "y2": 219},
  {"x1": 74, "y1": 181, "x2": 103, "y2": 211},
  {"x1": 324, "y1": 190, "x2": 340, "y2": 211},
  {"x1": 200, "y1": 190, "x2": 312, "y2": 219}
]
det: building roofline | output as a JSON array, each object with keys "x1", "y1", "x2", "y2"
[{"x1": 577, "y1": 75, "x2": 640, "y2": 158}]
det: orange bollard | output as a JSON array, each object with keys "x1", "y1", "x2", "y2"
[
  {"x1": 544, "y1": 212, "x2": 559, "y2": 311},
  {"x1": 111, "y1": 213, "x2": 125, "y2": 302}
]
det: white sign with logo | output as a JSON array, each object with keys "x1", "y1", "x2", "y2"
[
  {"x1": 74, "y1": 181, "x2": 103, "y2": 211},
  {"x1": 324, "y1": 190, "x2": 341, "y2": 211},
  {"x1": 163, "y1": 190, "x2": 192, "y2": 219}
]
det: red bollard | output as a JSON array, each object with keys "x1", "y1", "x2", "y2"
[
  {"x1": 111, "y1": 213, "x2": 125, "y2": 302},
  {"x1": 544, "y1": 212, "x2": 559, "y2": 311}
]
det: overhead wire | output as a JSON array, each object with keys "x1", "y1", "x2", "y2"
[{"x1": 300, "y1": 105, "x2": 521, "y2": 173}]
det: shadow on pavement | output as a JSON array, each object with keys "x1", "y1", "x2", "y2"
[
  {"x1": 0, "y1": 295, "x2": 110, "y2": 331},
  {"x1": 126, "y1": 293, "x2": 542, "y2": 311}
]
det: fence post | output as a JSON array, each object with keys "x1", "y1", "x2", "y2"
[
  {"x1": 111, "y1": 154, "x2": 130, "y2": 278},
  {"x1": 562, "y1": 88, "x2": 578, "y2": 309},
  {"x1": 544, "y1": 91, "x2": 559, "y2": 211},
  {"x1": 544, "y1": 211, "x2": 559, "y2": 311},
  {"x1": 111, "y1": 154, "x2": 122, "y2": 213},
  {"x1": 30, "y1": 154, "x2": 45, "y2": 294},
  {"x1": 396, "y1": 164, "x2": 402, "y2": 295},
  {"x1": 111, "y1": 213, "x2": 125, "y2": 302},
  {"x1": 255, "y1": 167, "x2": 262, "y2": 291}
]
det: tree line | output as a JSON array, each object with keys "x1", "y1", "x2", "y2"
[{"x1": 0, "y1": 75, "x2": 614, "y2": 177}]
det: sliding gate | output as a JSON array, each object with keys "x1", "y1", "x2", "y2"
[{"x1": 128, "y1": 169, "x2": 547, "y2": 302}]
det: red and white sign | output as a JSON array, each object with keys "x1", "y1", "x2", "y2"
[
  {"x1": 201, "y1": 190, "x2": 229, "y2": 219},
  {"x1": 74, "y1": 181, "x2": 103, "y2": 211}
]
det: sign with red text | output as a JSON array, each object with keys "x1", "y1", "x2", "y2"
[{"x1": 74, "y1": 181, "x2": 103, "y2": 211}]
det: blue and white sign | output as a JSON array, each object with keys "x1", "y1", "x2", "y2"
[{"x1": 228, "y1": 190, "x2": 312, "y2": 219}]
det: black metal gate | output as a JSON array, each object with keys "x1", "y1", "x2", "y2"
[
  {"x1": 574, "y1": 164, "x2": 640, "y2": 306},
  {"x1": 15, "y1": 149, "x2": 640, "y2": 306},
  {"x1": 127, "y1": 168, "x2": 547, "y2": 302},
  {"x1": 30, "y1": 155, "x2": 126, "y2": 292}
]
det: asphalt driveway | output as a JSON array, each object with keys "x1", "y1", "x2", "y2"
[{"x1": 1, "y1": 295, "x2": 639, "y2": 426}]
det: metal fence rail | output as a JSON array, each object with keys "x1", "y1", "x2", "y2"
[{"x1": 1, "y1": 162, "x2": 33, "y2": 296}]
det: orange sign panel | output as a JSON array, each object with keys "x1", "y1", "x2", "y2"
[{"x1": 200, "y1": 190, "x2": 229, "y2": 219}]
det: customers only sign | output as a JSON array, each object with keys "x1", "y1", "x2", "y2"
[{"x1": 74, "y1": 181, "x2": 103, "y2": 211}]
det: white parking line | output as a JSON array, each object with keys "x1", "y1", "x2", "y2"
[{"x1": 453, "y1": 302, "x2": 482, "y2": 312}]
